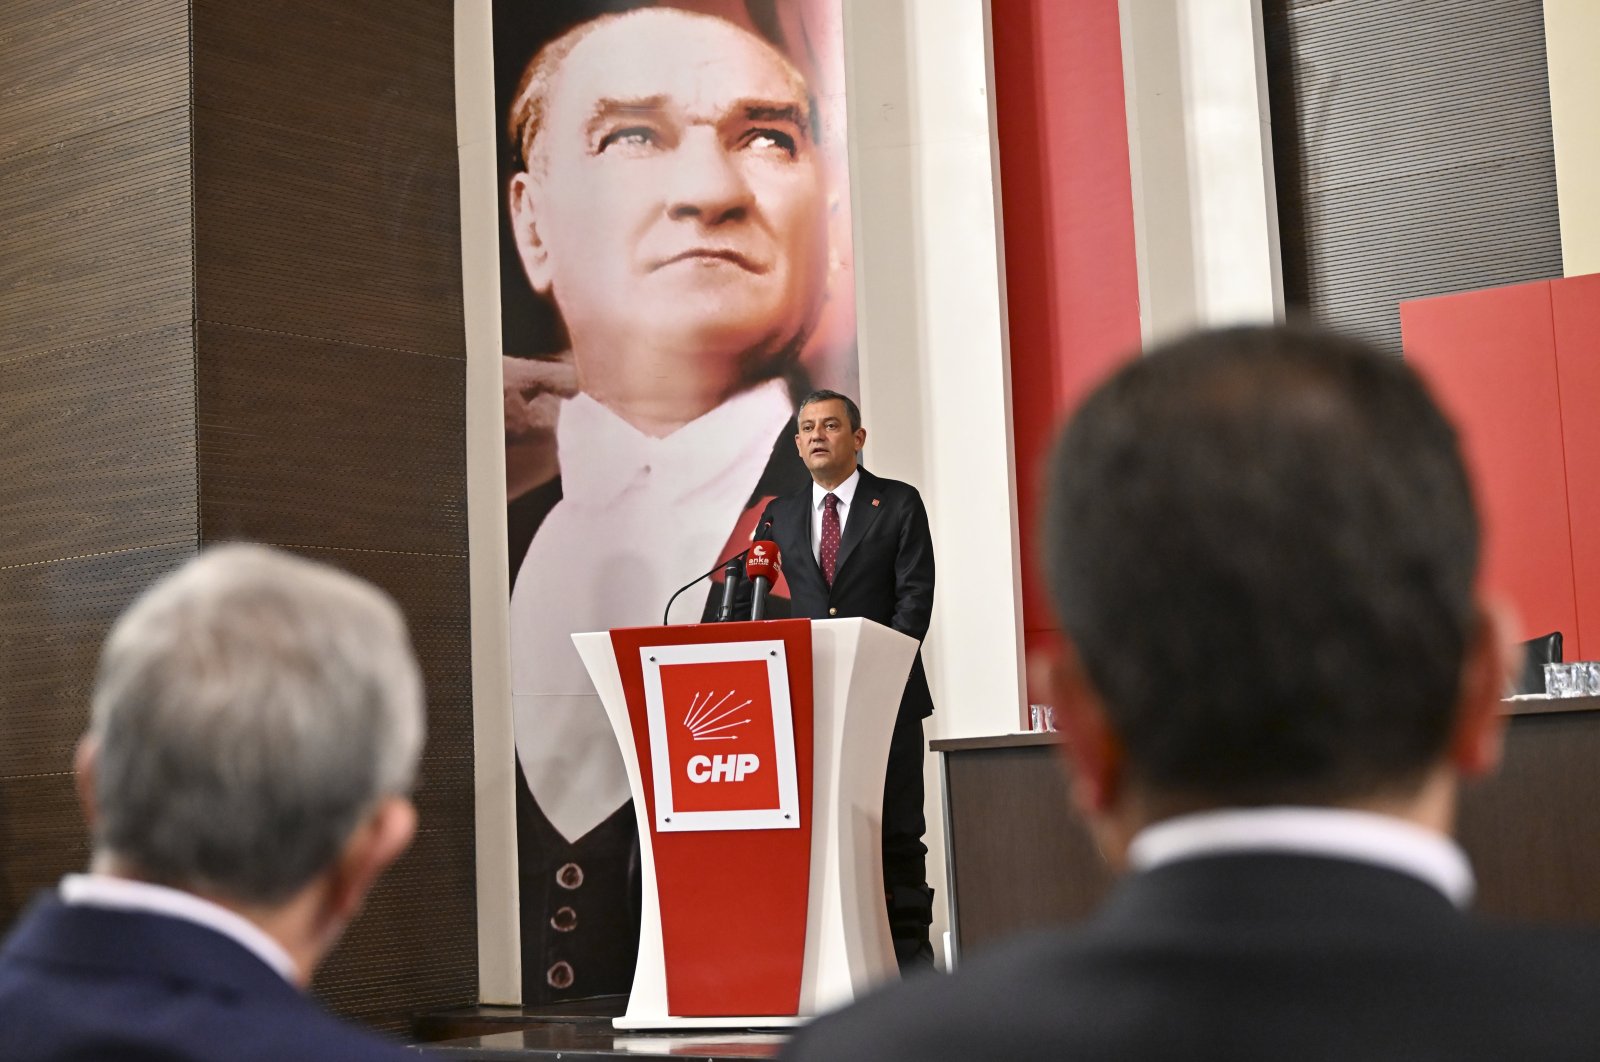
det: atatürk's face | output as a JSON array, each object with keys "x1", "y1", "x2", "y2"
[{"x1": 511, "y1": 11, "x2": 827, "y2": 377}]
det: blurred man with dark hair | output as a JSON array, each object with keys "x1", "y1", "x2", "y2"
[
  {"x1": 785, "y1": 325, "x2": 1600, "y2": 1060},
  {"x1": 0, "y1": 545, "x2": 427, "y2": 1061}
]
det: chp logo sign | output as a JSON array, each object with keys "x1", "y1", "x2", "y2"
[{"x1": 640, "y1": 640, "x2": 800, "y2": 833}]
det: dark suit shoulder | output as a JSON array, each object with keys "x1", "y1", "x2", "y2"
[
  {"x1": 783, "y1": 869, "x2": 1600, "y2": 1062},
  {"x1": 0, "y1": 900, "x2": 419, "y2": 1062}
]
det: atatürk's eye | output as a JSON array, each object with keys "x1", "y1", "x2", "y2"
[
  {"x1": 740, "y1": 127, "x2": 798, "y2": 158},
  {"x1": 597, "y1": 125, "x2": 661, "y2": 154}
]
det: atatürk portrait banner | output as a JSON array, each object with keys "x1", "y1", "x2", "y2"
[{"x1": 489, "y1": 0, "x2": 857, "y2": 1004}]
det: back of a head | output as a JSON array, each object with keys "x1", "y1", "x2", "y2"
[
  {"x1": 1046, "y1": 325, "x2": 1479, "y2": 807},
  {"x1": 88, "y1": 544, "x2": 425, "y2": 905}
]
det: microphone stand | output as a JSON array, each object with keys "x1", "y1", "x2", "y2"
[{"x1": 662, "y1": 547, "x2": 751, "y2": 626}]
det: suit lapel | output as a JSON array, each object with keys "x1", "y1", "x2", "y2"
[
  {"x1": 784, "y1": 487, "x2": 826, "y2": 585},
  {"x1": 834, "y1": 468, "x2": 883, "y2": 578}
]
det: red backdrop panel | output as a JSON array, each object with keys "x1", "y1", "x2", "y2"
[
  {"x1": 1400, "y1": 280, "x2": 1578, "y2": 650},
  {"x1": 1551, "y1": 274, "x2": 1600, "y2": 661},
  {"x1": 990, "y1": 0, "x2": 1142, "y2": 698},
  {"x1": 609, "y1": 620, "x2": 814, "y2": 1017}
]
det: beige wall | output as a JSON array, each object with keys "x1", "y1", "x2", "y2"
[{"x1": 1544, "y1": 0, "x2": 1600, "y2": 276}]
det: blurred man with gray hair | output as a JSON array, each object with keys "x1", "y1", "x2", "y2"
[{"x1": 0, "y1": 545, "x2": 427, "y2": 1061}]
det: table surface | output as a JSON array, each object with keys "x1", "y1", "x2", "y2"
[{"x1": 932, "y1": 694, "x2": 1600, "y2": 755}]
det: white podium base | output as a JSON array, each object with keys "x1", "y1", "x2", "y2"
[{"x1": 612, "y1": 1014, "x2": 810, "y2": 1031}]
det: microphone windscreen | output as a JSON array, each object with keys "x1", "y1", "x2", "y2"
[{"x1": 745, "y1": 540, "x2": 780, "y2": 582}]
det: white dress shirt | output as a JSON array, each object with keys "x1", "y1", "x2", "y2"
[
  {"x1": 1127, "y1": 805, "x2": 1475, "y2": 907},
  {"x1": 810, "y1": 467, "x2": 862, "y2": 564},
  {"x1": 508, "y1": 378, "x2": 794, "y2": 843},
  {"x1": 60, "y1": 873, "x2": 298, "y2": 983}
]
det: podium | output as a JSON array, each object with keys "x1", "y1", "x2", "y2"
[{"x1": 572, "y1": 617, "x2": 918, "y2": 1030}]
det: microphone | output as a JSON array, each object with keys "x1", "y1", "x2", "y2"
[
  {"x1": 717, "y1": 559, "x2": 743, "y2": 622},
  {"x1": 745, "y1": 525, "x2": 779, "y2": 621},
  {"x1": 662, "y1": 546, "x2": 751, "y2": 626}
]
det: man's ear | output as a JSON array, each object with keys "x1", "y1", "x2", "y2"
[
  {"x1": 326, "y1": 796, "x2": 417, "y2": 926},
  {"x1": 1450, "y1": 598, "x2": 1517, "y2": 780},
  {"x1": 853, "y1": 427, "x2": 866, "y2": 454},
  {"x1": 73, "y1": 735, "x2": 99, "y2": 831},
  {"x1": 1037, "y1": 639, "x2": 1123, "y2": 814},
  {"x1": 509, "y1": 171, "x2": 554, "y2": 294}
]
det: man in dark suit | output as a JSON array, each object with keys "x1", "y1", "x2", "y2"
[
  {"x1": 783, "y1": 325, "x2": 1600, "y2": 1060},
  {"x1": 757, "y1": 388, "x2": 936, "y2": 971},
  {"x1": 0, "y1": 545, "x2": 427, "y2": 1061}
]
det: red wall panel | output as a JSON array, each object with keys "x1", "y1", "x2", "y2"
[
  {"x1": 1550, "y1": 274, "x2": 1600, "y2": 661},
  {"x1": 1400, "y1": 280, "x2": 1579, "y2": 651},
  {"x1": 990, "y1": 0, "x2": 1142, "y2": 696}
]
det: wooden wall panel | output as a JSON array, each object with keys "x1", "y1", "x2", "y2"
[
  {"x1": 0, "y1": 0, "x2": 197, "y2": 942},
  {"x1": 0, "y1": 326, "x2": 197, "y2": 569},
  {"x1": 0, "y1": 0, "x2": 189, "y2": 160},
  {"x1": 0, "y1": 545, "x2": 197, "y2": 928},
  {"x1": 1459, "y1": 710, "x2": 1600, "y2": 923},
  {"x1": 191, "y1": 0, "x2": 475, "y2": 1030},
  {"x1": 196, "y1": 322, "x2": 467, "y2": 553},
  {"x1": 295, "y1": 545, "x2": 477, "y2": 1029},
  {"x1": 0, "y1": 106, "x2": 193, "y2": 360}
]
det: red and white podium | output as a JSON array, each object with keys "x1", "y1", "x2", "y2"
[{"x1": 572, "y1": 617, "x2": 918, "y2": 1029}]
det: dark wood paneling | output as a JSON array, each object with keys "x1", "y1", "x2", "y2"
[
  {"x1": 281, "y1": 537, "x2": 476, "y2": 1031},
  {"x1": 192, "y1": 0, "x2": 464, "y2": 357},
  {"x1": 0, "y1": 105, "x2": 193, "y2": 359},
  {"x1": 189, "y1": 0, "x2": 476, "y2": 1028},
  {"x1": 0, "y1": 544, "x2": 197, "y2": 926},
  {"x1": 1459, "y1": 709, "x2": 1600, "y2": 924},
  {"x1": 942, "y1": 743, "x2": 1114, "y2": 957},
  {"x1": 0, "y1": 325, "x2": 197, "y2": 569},
  {"x1": 1265, "y1": 0, "x2": 1560, "y2": 355},
  {"x1": 0, "y1": 0, "x2": 190, "y2": 161},
  {"x1": 197, "y1": 322, "x2": 466, "y2": 554},
  {"x1": 191, "y1": 111, "x2": 465, "y2": 354},
  {"x1": 0, "y1": 0, "x2": 198, "y2": 951}
]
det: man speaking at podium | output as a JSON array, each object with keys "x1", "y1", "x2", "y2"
[{"x1": 756, "y1": 389, "x2": 937, "y2": 971}]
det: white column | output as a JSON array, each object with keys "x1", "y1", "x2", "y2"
[
  {"x1": 454, "y1": 0, "x2": 521, "y2": 1006},
  {"x1": 842, "y1": 0, "x2": 1028, "y2": 967},
  {"x1": 1121, "y1": 0, "x2": 1284, "y2": 342}
]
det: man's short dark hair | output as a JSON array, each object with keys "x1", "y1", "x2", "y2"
[
  {"x1": 1045, "y1": 324, "x2": 1480, "y2": 807},
  {"x1": 799, "y1": 389, "x2": 861, "y2": 432}
]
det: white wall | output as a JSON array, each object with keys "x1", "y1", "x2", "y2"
[
  {"x1": 842, "y1": 0, "x2": 1027, "y2": 967},
  {"x1": 1544, "y1": 0, "x2": 1600, "y2": 276}
]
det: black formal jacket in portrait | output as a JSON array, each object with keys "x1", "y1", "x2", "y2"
[
  {"x1": 781, "y1": 852, "x2": 1600, "y2": 1062},
  {"x1": 756, "y1": 465, "x2": 935, "y2": 719}
]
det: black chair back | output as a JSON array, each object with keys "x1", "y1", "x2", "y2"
[{"x1": 1514, "y1": 631, "x2": 1564, "y2": 695}]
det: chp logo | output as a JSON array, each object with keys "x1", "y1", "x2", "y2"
[
  {"x1": 642, "y1": 640, "x2": 800, "y2": 832},
  {"x1": 682, "y1": 689, "x2": 763, "y2": 785}
]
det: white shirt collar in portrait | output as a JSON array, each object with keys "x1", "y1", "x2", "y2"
[
  {"x1": 508, "y1": 377, "x2": 794, "y2": 843},
  {"x1": 60, "y1": 872, "x2": 298, "y2": 983},
  {"x1": 1127, "y1": 805, "x2": 1475, "y2": 908},
  {"x1": 811, "y1": 466, "x2": 862, "y2": 563}
]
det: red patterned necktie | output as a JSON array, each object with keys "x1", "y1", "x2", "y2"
[{"x1": 820, "y1": 492, "x2": 841, "y2": 585}]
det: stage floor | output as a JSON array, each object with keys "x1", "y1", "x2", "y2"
[
  {"x1": 426, "y1": 1027, "x2": 788, "y2": 1059},
  {"x1": 415, "y1": 1001, "x2": 791, "y2": 1059}
]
